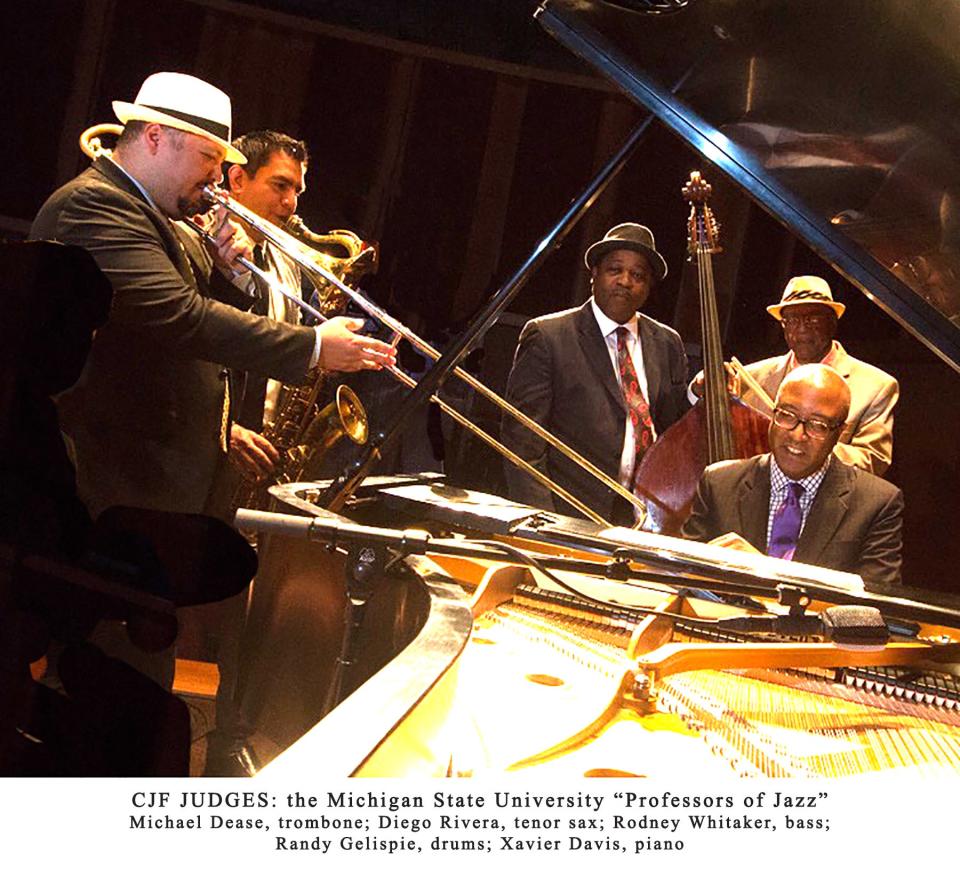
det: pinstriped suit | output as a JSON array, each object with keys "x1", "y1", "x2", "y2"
[{"x1": 30, "y1": 158, "x2": 316, "y2": 515}]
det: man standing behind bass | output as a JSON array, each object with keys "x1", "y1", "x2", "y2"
[
  {"x1": 728, "y1": 276, "x2": 898, "y2": 476},
  {"x1": 502, "y1": 223, "x2": 688, "y2": 525},
  {"x1": 30, "y1": 72, "x2": 395, "y2": 518}
]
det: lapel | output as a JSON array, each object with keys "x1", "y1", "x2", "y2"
[
  {"x1": 736, "y1": 454, "x2": 772, "y2": 551},
  {"x1": 575, "y1": 300, "x2": 625, "y2": 411},
  {"x1": 768, "y1": 354, "x2": 792, "y2": 392},
  {"x1": 637, "y1": 313, "x2": 662, "y2": 406},
  {"x1": 825, "y1": 341, "x2": 855, "y2": 385},
  {"x1": 92, "y1": 158, "x2": 196, "y2": 287},
  {"x1": 795, "y1": 459, "x2": 852, "y2": 564}
]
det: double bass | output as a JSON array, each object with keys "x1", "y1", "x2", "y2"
[{"x1": 632, "y1": 171, "x2": 770, "y2": 534}]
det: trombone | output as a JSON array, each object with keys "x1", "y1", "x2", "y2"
[
  {"x1": 79, "y1": 124, "x2": 646, "y2": 528},
  {"x1": 203, "y1": 186, "x2": 652, "y2": 528}
]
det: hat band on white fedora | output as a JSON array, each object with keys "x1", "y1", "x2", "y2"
[
  {"x1": 141, "y1": 104, "x2": 229, "y2": 142},
  {"x1": 783, "y1": 288, "x2": 832, "y2": 305},
  {"x1": 112, "y1": 71, "x2": 246, "y2": 163}
]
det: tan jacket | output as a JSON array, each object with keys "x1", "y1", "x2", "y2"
[{"x1": 739, "y1": 341, "x2": 898, "y2": 476}]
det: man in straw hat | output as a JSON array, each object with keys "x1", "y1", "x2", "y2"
[
  {"x1": 30, "y1": 72, "x2": 395, "y2": 519},
  {"x1": 733, "y1": 275, "x2": 898, "y2": 476},
  {"x1": 502, "y1": 223, "x2": 688, "y2": 525}
]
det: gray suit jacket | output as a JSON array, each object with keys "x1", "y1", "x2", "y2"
[
  {"x1": 682, "y1": 454, "x2": 904, "y2": 584},
  {"x1": 501, "y1": 299, "x2": 688, "y2": 521},
  {"x1": 30, "y1": 158, "x2": 316, "y2": 515}
]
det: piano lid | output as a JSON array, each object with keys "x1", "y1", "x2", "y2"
[{"x1": 536, "y1": 0, "x2": 960, "y2": 373}]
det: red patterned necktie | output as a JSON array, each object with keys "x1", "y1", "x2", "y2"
[{"x1": 616, "y1": 327, "x2": 655, "y2": 476}]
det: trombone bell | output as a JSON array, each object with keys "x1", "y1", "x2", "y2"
[{"x1": 79, "y1": 123, "x2": 124, "y2": 159}]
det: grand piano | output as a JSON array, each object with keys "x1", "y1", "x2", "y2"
[{"x1": 236, "y1": 1, "x2": 960, "y2": 779}]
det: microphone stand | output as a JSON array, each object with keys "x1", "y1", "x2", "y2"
[
  {"x1": 236, "y1": 507, "x2": 960, "y2": 645},
  {"x1": 320, "y1": 540, "x2": 389, "y2": 717}
]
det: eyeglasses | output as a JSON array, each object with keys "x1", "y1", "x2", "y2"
[
  {"x1": 781, "y1": 313, "x2": 834, "y2": 328},
  {"x1": 772, "y1": 407, "x2": 843, "y2": 439}
]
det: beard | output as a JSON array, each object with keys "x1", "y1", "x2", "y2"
[{"x1": 176, "y1": 194, "x2": 211, "y2": 219}]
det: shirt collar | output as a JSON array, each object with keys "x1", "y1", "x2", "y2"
[
  {"x1": 105, "y1": 156, "x2": 162, "y2": 214},
  {"x1": 785, "y1": 339, "x2": 841, "y2": 371},
  {"x1": 591, "y1": 297, "x2": 638, "y2": 340},
  {"x1": 770, "y1": 453, "x2": 831, "y2": 496}
]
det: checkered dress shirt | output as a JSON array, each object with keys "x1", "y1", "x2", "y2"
[{"x1": 766, "y1": 457, "x2": 830, "y2": 551}]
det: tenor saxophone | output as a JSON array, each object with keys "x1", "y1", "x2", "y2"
[{"x1": 232, "y1": 220, "x2": 375, "y2": 512}]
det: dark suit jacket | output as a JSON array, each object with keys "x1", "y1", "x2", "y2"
[
  {"x1": 30, "y1": 158, "x2": 316, "y2": 515},
  {"x1": 501, "y1": 299, "x2": 688, "y2": 522},
  {"x1": 682, "y1": 454, "x2": 903, "y2": 584}
]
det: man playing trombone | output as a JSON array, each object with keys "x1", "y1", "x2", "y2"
[{"x1": 30, "y1": 72, "x2": 396, "y2": 519}]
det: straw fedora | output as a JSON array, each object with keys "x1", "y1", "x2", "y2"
[
  {"x1": 766, "y1": 275, "x2": 845, "y2": 320},
  {"x1": 583, "y1": 223, "x2": 668, "y2": 281},
  {"x1": 112, "y1": 72, "x2": 247, "y2": 164}
]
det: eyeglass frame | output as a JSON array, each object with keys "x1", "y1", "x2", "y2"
[
  {"x1": 771, "y1": 405, "x2": 844, "y2": 440},
  {"x1": 780, "y1": 311, "x2": 836, "y2": 328}
]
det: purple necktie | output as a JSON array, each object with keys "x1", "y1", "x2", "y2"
[{"x1": 768, "y1": 482, "x2": 804, "y2": 560}]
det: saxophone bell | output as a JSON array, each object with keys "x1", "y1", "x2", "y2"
[
  {"x1": 308, "y1": 384, "x2": 369, "y2": 451},
  {"x1": 232, "y1": 385, "x2": 368, "y2": 514}
]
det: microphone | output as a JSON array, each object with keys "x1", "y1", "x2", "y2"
[
  {"x1": 713, "y1": 605, "x2": 888, "y2": 648},
  {"x1": 236, "y1": 511, "x2": 893, "y2": 650},
  {"x1": 235, "y1": 508, "x2": 433, "y2": 553}
]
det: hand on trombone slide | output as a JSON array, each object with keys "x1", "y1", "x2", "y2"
[
  {"x1": 192, "y1": 206, "x2": 255, "y2": 276},
  {"x1": 317, "y1": 316, "x2": 397, "y2": 373}
]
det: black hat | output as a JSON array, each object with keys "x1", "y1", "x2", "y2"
[{"x1": 584, "y1": 222, "x2": 668, "y2": 281}]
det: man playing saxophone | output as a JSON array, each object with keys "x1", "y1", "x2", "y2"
[
  {"x1": 199, "y1": 127, "x2": 369, "y2": 774},
  {"x1": 214, "y1": 129, "x2": 314, "y2": 485}
]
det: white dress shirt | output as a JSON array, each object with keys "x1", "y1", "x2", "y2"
[
  {"x1": 590, "y1": 298, "x2": 657, "y2": 487},
  {"x1": 256, "y1": 242, "x2": 304, "y2": 424}
]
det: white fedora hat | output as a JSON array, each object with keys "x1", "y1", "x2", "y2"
[
  {"x1": 766, "y1": 275, "x2": 845, "y2": 320},
  {"x1": 112, "y1": 72, "x2": 246, "y2": 164}
]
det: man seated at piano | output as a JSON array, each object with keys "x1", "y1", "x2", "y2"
[
  {"x1": 682, "y1": 364, "x2": 903, "y2": 585},
  {"x1": 502, "y1": 223, "x2": 689, "y2": 525},
  {"x1": 693, "y1": 275, "x2": 898, "y2": 476}
]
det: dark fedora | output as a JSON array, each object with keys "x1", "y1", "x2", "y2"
[{"x1": 583, "y1": 222, "x2": 668, "y2": 281}]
